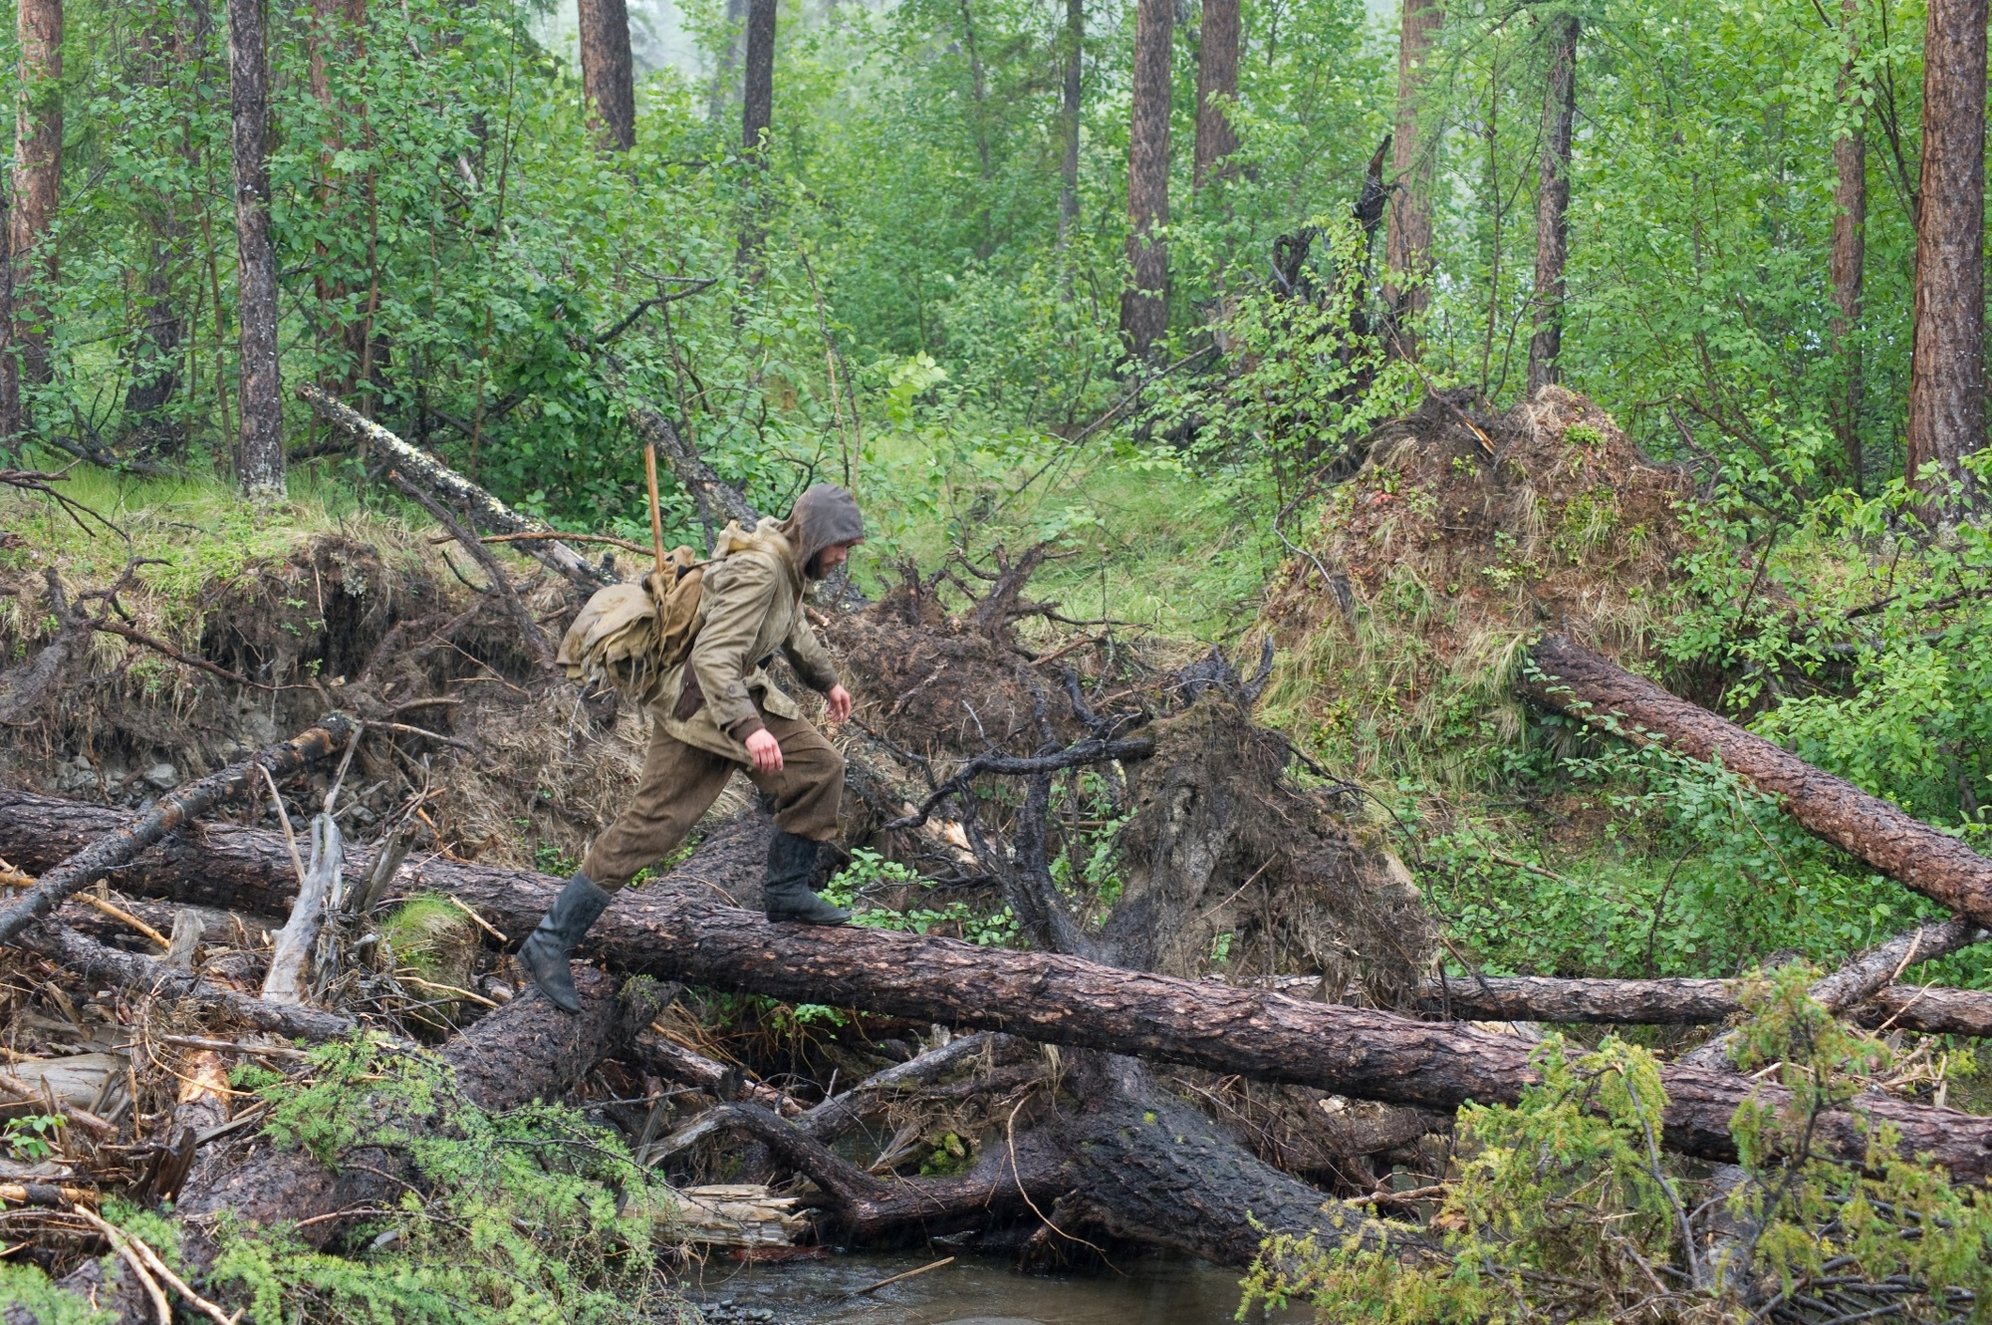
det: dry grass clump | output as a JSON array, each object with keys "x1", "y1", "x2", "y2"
[{"x1": 1255, "y1": 387, "x2": 1698, "y2": 787}]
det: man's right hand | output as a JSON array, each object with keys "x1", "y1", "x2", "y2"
[{"x1": 746, "y1": 729, "x2": 785, "y2": 774}]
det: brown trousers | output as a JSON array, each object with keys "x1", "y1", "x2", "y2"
[{"x1": 580, "y1": 709, "x2": 845, "y2": 891}]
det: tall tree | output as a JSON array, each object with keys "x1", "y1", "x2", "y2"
[
  {"x1": 1828, "y1": 0, "x2": 1866, "y2": 490},
  {"x1": 11, "y1": 0, "x2": 63, "y2": 427},
  {"x1": 1904, "y1": 0, "x2": 1986, "y2": 511},
  {"x1": 229, "y1": 0, "x2": 285, "y2": 498},
  {"x1": 1526, "y1": 11, "x2": 1578, "y2": 395},
  {"x1": 0, "y1": 176, "x2": 15, "y2": 447},
  {"x1": 1057, "y1": 0, "x2": 1082, "y2": 246},
  {"x1": 1120, "y1": 0, "x2": 1173, "y2": 359},
  {"x1": 121, "y1": 3, "x2": 202, "y2": 458},
  {"x1": 741, "y1": 0, "x2": 775, "y2": 157},
  {"x1": 1384, "y1": 0, "x2": 1441, "y2": 357},
  {"x1": 1193, "y1": 0, "x2": 1240, "y2": 190},
  {"x1": 579, "y1": 0, "x2": 637, "y2": 151}
]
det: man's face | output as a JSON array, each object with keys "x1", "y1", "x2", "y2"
[{"x1": 816, "y1": 540, "x2": 858, "y2": 574}]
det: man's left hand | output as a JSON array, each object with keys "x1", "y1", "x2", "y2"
[{"x1": 826, "y1": 685, "x2": 853, "y2": 723}]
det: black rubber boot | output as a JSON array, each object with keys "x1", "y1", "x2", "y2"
[
  {"x1": 518, "y1": 872, "x2": 613, "y2": 1012},
  {"x1": 763, "y1": 831, "x2": 850, "y2": 925}
]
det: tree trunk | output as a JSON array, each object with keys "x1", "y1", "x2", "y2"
[
  {"x1": 11, "y1": 0, "x2": 63, "y2": 420},
  {"x1": 121, "y1": 7, "x2": 193, "y2": 459},
  {"x1": 0, "y1": 172, "x2": 17, "y2": 448},
  {"x1": 1383, "y1": 0, "x2": 1441, "y2": 356},
  {"x1": 579, "y1": 0, "x2": 637, "y2": 151},
  {"x1": 1523, "y1": 635, "x2": 1992, "y2": 928},
  {"x1": 1119, "y1": 0, "x2": 1172, "y2": 360},
  {"x1": 1192, "y1": 0, "x2": 1239, "y2": 191},
  {"x1": 706, "y1": 0, "x2": 747, "y2": 125},
  {"x1": 8, "y1": 795, "x2": 1992, "y2": 1183},
  {"x1": 1828, "y1": 0, "x2": 1866, "y2": 491},
  {"x1": 1903, "y1": 0, "x2": 1987, "y2": 512},
  {"x1": 307, "y1": 0, "x2": 368, "y2": 398},
  {"x1": 736, "y1": 0, "x2": 777, "y2": 273},
  {"x1": 1057, "y1": 0, "x2": 1082, "y2": 246},
  {"x1": 229, "y1": 0, "x2": 285, "y2": 498},
  {"x1": 1526, "y1": 12, "x2": 1577, "y2": 396}
]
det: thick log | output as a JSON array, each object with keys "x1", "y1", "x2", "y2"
[
  {"x1": 1525, "y1": 635, "x2": 1992, "y2": 927},
  {"x1": 297, "y1": 384, "x2": 613, "y2": 591},
  {"x1": 9, "y1": 794, "x2": 1992, "y2": 1182},
  {"x1": 0, "y1": 713, "x2": 358, "y2": 946}
]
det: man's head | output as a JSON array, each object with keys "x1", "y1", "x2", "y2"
[{"x1": 783, "y1": 483, "x2": 864, "y2": 580}]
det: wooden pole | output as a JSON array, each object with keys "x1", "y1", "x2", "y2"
[{"x1": 644, "y1": 441, "x2": 667, "y2": 575}]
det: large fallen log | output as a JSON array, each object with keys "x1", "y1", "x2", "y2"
[
  {"x1": 1525, "y1": 635, "x2": 1992, "y2": 928},
  {"x1": 0, "y1": 713, "x2": 358, "y2": 946},
  {"x1": 8, "y1": 794, "x2": 1992, "y2": 1183}
]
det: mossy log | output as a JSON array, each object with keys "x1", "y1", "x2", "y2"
[{"x1": 7, "y1": 794, "x2": 1992, "y2": 1183}]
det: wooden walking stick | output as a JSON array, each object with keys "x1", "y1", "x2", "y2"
[{"x1": 643, "y1": 441, "x2": 668, "y2": 576}]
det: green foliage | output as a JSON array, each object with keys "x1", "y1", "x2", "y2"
[
  {"x1": 3, "y1": 1112, "x2": 66, "y2": 1162},
  {"x1": 826, "y1": 849, "x2": 1021, "y2": 945},
  {"x1": 207, "y1": 1034, "x2": 689, "y2": 1325},
  {"x1": 0, "y1": 1264, "x2": 111, "y2": 1324}
]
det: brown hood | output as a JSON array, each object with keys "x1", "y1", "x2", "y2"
[{"x1": 781, "y1": 483, "x2": 864, "y2": 578}]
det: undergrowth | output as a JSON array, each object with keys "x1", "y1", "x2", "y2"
[{"x1": 205, "y1": 1034, "x2": 690, "y2": 1325}]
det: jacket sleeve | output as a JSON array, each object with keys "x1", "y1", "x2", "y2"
[
  {"x1": 782, "y1": 609, "x2": 840, "y2": 694},
  {"x1": 688, "y1": 555, "x2": 782, "y2": 742}
]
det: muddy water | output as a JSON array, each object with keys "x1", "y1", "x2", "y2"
[{"x1": 684, "y1": 1250, "x2": 1313, "y2": 1324}]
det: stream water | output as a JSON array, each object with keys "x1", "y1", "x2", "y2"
[{"x1": 682, "y1": 1250, "x2": 1313, "y2": 1325}]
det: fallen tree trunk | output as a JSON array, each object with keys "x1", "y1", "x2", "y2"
[
  {"x1": 9, "y1": 794, "x2": 1992, "y2": 1183},
  {"x1": 0, "y1": 712, "x2": 358, "y2": 946},
  {"x1": 298, "y1": 385, "x2": 613, "y2": 592},
  {"x1": 1525, "y1": 635, "x2": 1992, "y2": 928}
]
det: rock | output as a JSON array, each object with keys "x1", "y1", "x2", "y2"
[{"x1": 142, "y1": 762, "x2": 180, "y2": 791}]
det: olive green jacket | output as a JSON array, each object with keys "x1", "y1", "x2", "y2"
[{"x1": 651, "y1": 518, "x2": 840, "y2": 764}]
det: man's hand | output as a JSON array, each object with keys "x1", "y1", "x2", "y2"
[
  {"x1": 746, "y1": 729, "x2": 784, "y2": 774},
  {"x1": 825, "y1": 685, "x2": 854, "y2": 723}
]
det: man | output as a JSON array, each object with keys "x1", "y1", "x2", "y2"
[{"x1": 520, "y1": 483, "x2": 865, "y2": 1012}]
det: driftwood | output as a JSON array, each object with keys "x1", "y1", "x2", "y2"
[
  {"x1": 0, "y1": 712, "x2": 358, "y2": 947},
  {"x1": 1525, "y1": 635, "x2": 1992, "y2": 928},
  {"x1": 8, "y1": 795, "x2": 1992, "y2": 1184}
]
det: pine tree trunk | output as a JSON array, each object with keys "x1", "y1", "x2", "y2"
[
  {"x1": 0, "y1": 173, "x2": 17, "y2": 448},
  {"x1": 10, "y1": 0, "x2": 63, "y2": 422},
  {"x1": 1904, "y1": 0, "x2": 1986, "y2": 512},
  {"x1": 1384, "y1": 0, "x2": 1441, "y2": 357},
  {"x1": 736, "y1": 0, "x2": 777, "y2": 274},
  {"x1": 229, "y1": 0, "x2": 285, "y2": 498},
  {"x1": 1192, "y1": 0, "x2": 1240, "y2": 191},
  {"x1": 1828, "y1": 0, "x2": 1866, "y2": 491},
  {"x1": 579, "y1": 0, "x2": 637, "y2": 151},
  {"x1": 1120, "y1": 0, "x2": 1173, "y2": 360},
  {"x1": 1526, "y1": 12, "x2": 1577, "y2": 396},
  {"x1": 1057, "y1": 0, "x2": 1083, "y2": 246}
]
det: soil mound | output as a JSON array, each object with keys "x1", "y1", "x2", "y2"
[{"x1": 1256, "y1": 386, "x2": 1698, "y2": 784}]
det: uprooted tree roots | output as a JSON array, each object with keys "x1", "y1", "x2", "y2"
[{"x1": 6, "y1": 394, "x2": 1992, "y2": 1322}]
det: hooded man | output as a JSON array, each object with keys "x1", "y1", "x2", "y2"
[{"x1": 520, "y1": 483, "x2": 866, "y2": 1012}]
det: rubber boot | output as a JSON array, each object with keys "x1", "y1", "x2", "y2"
[
  {"x1": 518, "y1": 872, "x2": 613, "y2": 1012},
  {"x1": 763, "y1": 831, "x2": 850, "y2": 925}
]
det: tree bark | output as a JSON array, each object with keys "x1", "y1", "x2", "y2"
[
  {"x1": 1192, "y1": 0, "x2": 1239, "y2": 191},
  {"x1": 1526, "y1": 12, "x2": 1577, "y2": 396},
  {"x1": 1384, "y1": 0, "x2": 1441, "y2": 356},
  {"x1": 1523, "y1": 635, "x2": 1992, "y2": 931},
  {"x1": 736, "y1": 0, "x2": 777, "y2": 273},
  {"x1": 0, "y1": 172, "x2": 16, "y2": 447},
  {"x1": 8, "y1": 795, "x2": 1992, "y2": 1183},
  {"x1": 1903, "y1": 0, "x2": 1987, "y2": 512},
  {"x1": 579, "y1": 0, "x2": 637, "y2": 151},
  {"x1": 10, "y1": 0, "x2": 62, "y2": 422},
  {"x1": 1057, "y1": 0, "x2": 1083, "y2": 247},
  {"x1": 1828, "y1": 0, "x2": 1866, "y2": 491},
  {"x1": 1119, "y1": 0, "x2": 1173, "y2": 360},
  {"x1": 229, "y1": 0, "x2": 285, "y2": 498}
]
